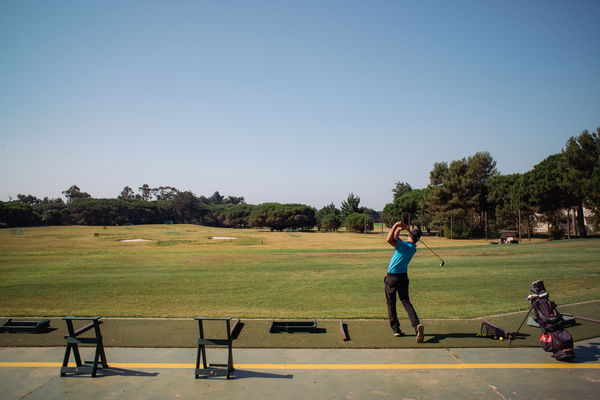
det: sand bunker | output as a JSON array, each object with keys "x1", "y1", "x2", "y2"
[
  {"x1": 210, "y1": 236, "x2": 237, "y2": 240},
  {"x1": 120, "y1": 239, "x2": 151, "y2": 242}
]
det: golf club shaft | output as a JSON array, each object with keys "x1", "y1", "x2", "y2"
[
  {"x1": 509, "y1": 307, "x2": 533, "y2": 346},
  {"x1": 417, "y1": 238, "x2": 445, "y2": 264}
]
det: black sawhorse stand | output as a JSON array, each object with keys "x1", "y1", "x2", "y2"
[
  {"x1": 195, "y1": 317, "x2": 234, "y2": 379},
  {"x1": 60, "y1": 316, "x2": 108, "y2": 377}
]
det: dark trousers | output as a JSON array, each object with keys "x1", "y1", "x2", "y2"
[{"x1": 384, "y1": 273, "x2": 420, "y2": 333}]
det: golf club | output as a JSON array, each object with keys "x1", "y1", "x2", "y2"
[
  {"x1": 398, "y1": 225, "x2": 446, "y2": 267},
  {"x1": 416, "y1": 237, "x2": 446, "y2": 267}
]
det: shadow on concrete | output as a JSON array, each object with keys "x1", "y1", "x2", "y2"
[
  {"x1": 232, "y1": 369, "x2": 294, "y2": 380},
  {"x1": 574, "y1": 342, "x2": 600, "y2": 363},
  {"x1": 62, "y1": 367, "x2": 160, "y2": 378},
  {"x1": 103, "y1": 367, "x2": 160, "y2": 377}
]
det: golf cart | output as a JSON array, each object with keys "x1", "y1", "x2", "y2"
[{"x1": 499, "y1": 230, "x2": 519, "y2": 244}]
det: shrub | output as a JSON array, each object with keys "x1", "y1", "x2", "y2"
[
  {"x1": 344, "y1": 213, "x2": 373, "y2": 233},
  {"x1": 320, "y1": 214, "x2": 341, "y2": 232}
]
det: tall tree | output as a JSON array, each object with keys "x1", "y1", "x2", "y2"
[
  {"x1": 16, "y1": 194, "x2": 40, "y2": 205},
  {"x1": 429, "y1": 162, "x2": 448, "y2": 186},
  {"x1": 118, "y1": 186, "x2": 136, "y2": 200},
  {"x1": 62, "y1": 185, "x2": 91, "y2": 204},
  {"x1": 382, "y1": 188, "x2": 429, "y2": 229},
  {"x1": 153, "y1": 186, "x2": 179, "y2": 201},
  {"x1": 341, "y1": 193, "x2": 361, "y2": 216},
  {"x1": 588, "y1": 167, "x2": 600, "y2": 230},
  {"x1": 487, "y1": 174, "x2": 521, "y2": 230},
  {"x1": 138, "y1": 184, "x2": 152, "y2": 201},
  {"x1": 563, "y1": 128, "x2": 600, "y2": 236},
  {"x1": 509, "y1": 174, "x2": 536, "y2": 239},
  {"x1": 524, "y1": 153, "x2": 574, "y2": 238},
  {"x1": 171, "y1": 191, "x2": 205, "y2": 223},
  {"x1": 426, "y1": 158, "x2": 468, "y2": 237},
  {"x1": 467, "y1": 151, "x2": 498, "y2": 214},
  {"x1": 38, "y1": 197, "x2": 65, "y2": 205},
  {"x1": 210, "y1": 191, "x2": 224, "y2": 205},
  {"x1": 392, "y1": 182, "x2": 412, "y2": 201},
  {"x1": 426, "y1": 152, "x2": 498, "y2": 238}
]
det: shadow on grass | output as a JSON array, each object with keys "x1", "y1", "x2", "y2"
[
  {"x1": 231, "y1": 322, "x2": 244, "y2": 340},
  {"x1": 342, "y1": 323, "x2": 351, "y2": 341},
  {"x1": 0, "y1": 327, "x2": 57, "y2": 334},
  {"x1": 424, "y1": 332, "x2": 531, "y2": 344}
]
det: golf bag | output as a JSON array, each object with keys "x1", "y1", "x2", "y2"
[{"x1": 528, "y1": 280, "x2": 575, "y2": 362}]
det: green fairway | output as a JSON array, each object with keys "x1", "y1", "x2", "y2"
[{"x1": 0, "y1": 225, "x2": 598, "y2": 319}]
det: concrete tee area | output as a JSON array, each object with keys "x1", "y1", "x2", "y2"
[{"x1": 1, "y1": 338, "x2": 599, "y2": 400}]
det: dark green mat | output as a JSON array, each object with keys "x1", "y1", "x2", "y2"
[{"x1": 1, "y1": 302, "x2": 598, "y2": 349}]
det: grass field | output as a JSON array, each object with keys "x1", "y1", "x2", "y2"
[{"x1": 0, "y1": 225, "x2": 598, "y2": 319}]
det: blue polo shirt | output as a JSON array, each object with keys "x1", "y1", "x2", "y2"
[{"x1": 387, "y1": 241, "x2": 417, "y2": 274}]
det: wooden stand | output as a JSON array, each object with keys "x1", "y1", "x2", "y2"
[
  {"x1": 195, "y1": 317, "x2": 234, "y2": 379},
  {"x1": 60, "y1": 316, "x2": 108, "y2": 377}
]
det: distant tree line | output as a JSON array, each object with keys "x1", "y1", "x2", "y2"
[
  {"x1": 2, "y1": 128, "x2": 598, "y2": 238},
  {"x1": 0, "y1": 185, "x2": 377, "y2": 233},
  {"x1": 381, "y1": 128, "x2": 600, "y2": 239}
]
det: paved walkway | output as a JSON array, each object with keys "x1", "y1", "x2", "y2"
[{"x1": 1, "y1": 339, "x2": 599, "y2": 400}]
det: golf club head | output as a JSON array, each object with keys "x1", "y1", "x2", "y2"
[{"x1": 440, "y1": 260, "x2": 445, "y2": 267}]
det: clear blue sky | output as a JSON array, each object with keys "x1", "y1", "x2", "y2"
[{"x1": 1, "y1": 0, "x2": 598, "y2": 210}]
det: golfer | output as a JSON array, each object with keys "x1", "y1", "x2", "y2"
[{"x1": 385, "y1": 221, "x2": 424, "y2": 342}]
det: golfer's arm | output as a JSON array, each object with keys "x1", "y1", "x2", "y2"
[{"x1": 386, "y1": 223, "x2": 402, "y2": 247}]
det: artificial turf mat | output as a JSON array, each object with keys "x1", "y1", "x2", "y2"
[{"x1": 1, "y1": 301, "x2": 598, "y2": 349}]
